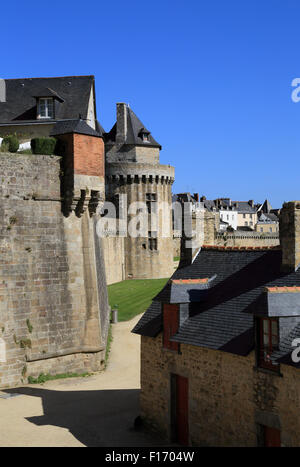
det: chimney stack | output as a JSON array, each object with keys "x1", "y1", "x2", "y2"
[
  {"x1": 193, "y1": 193, "x2": 199, "y2": 202},
  {"x1": 280, "y1": 201, "x2": 300, "y2": 272},
  {"x1": 116, "y1": 103, "x2": 127, "y2": 143}
]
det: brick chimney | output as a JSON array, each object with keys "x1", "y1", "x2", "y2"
[
  {"x1": 280, "y1": 201, "x2": 300, "y2": 271},
  {"x1": 116, "y1": 103, "x2": 128, "y2": 143}
]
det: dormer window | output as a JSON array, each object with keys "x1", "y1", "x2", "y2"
[
  {"x1": 139, "y1": 128, "x2": 150, "y2": 143},
  {"x1": 38, "y1": 98, "x2": 54, "y2": 119}
]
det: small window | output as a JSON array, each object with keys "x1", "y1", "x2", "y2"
[
  {"x1": 270, "y1": 227, "x2": 272, "y2": 233},
  {"x1": 163, "y1": 304, "x2": 179, "y2": 351},
  {"x1": 260, "y1": 227, "x2": 263, "y2": 232},
  {"x1": 38, "y1": 98, "x2": 54, "y2": 119},
  {"x1": 148, "y1": 231, "x2": 158, "y2": 250},
  {"x1": 243, "y1": 214, "x2": 246, "y2": 218},
  {"x1": 146, "y1": 193, "x2": 157, "y2": 214},
  {"x1": 245, "y1": 221, "x2": 248, "y2": 226}
]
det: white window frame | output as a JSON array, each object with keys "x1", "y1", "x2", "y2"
[{"x1": 38, "y1": 98, "x2": 54, "y2": 119}]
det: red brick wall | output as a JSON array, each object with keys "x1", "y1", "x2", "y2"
[
  {"x1": 56, "y1": 133, "x2": 104, "y2": 178},
  {"x1": 73, "y1": 133, "x2": 104, "y2": 177}
]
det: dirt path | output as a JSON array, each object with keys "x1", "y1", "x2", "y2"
[{"x1": 0, "y1": 315, "x2": 166, "y2": 447}]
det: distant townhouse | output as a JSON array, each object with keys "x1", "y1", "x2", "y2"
[
  {"x1": 256, "y1": 199, "x2": 279, "y2": 233},
  {"x1": 235, "y1": 200, "x2": 257, "y2": 229},
  {"x1": 201, "y1": 197, "x2": 257, "y2": 231},
  {"x1": 256, "y1": 212, "x2": 279, "y2": 233}
]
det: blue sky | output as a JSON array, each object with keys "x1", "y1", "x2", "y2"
[{"x1": 1, "y1": 0, "x2": 300, "y2": 207}]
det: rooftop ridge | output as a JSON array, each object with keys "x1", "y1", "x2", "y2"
[
  {"x1": 172, "y1": 278, "x2": 209, "y2": 284},
  {"x1": 265, "y1": 286, "x2": 300, "y2": 293},
  {"x1": 201, "y1": 245, "x2": 281, "y2": 251},
  {"x1": 3, "y1": 75, "x2": 94, "y2": 81}
]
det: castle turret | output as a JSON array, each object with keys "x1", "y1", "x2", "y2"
[
  {"x1": 104, "y1": 104, "x2": 175, "y2": 279},
  {"x1": 280, "y1": 201, "x2": 300, "y2": 272}
]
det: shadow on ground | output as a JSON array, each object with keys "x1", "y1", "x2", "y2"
[{"x1": 4, "y1": 386, "x2": 168, "y2": 447}]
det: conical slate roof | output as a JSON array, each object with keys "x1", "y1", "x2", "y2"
[
  {"x1": 261, "y1": 199, "x2": 272, "y2": 213},
  {"x1": 105, "y1": 105, "x2": 161, "y2": 149}
]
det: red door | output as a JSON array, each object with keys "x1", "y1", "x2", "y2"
[
  {"x1": 264, "y1": 426, "x2": 281, "y2": 447},
  {"x1": 176, "y1": 375, "x2": 189, "y2": 445}
]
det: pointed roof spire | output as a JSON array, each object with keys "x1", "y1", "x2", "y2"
[{"x1": 105, "y1": 103, "x2": 161, "y2": 149}]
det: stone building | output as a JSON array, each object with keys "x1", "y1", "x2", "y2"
[
  {"x1": 255, "y1": 212, "x2": 279, "y2": 233},
  {"x1": 0, "y1": 75, "x2": 100, "y2": 140},
  {"x1": 0, "y1": 78, "x2": 111, "y2": 388},
  {"x1": 0, "y1": 76, "x2": 177, "y2": 284},
  {"x1": 104, "y1": 103, "x2": 175, "y2": 280},
  {"x1": 132, "y1": 200, "x2": 300, "y2": 447}
]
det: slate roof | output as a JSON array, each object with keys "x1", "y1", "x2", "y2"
[
  {"x1": 261, "y1": 199, "x2": 273, "y2": 214},
  {"x1": 203, "y1": 198, "x2": 257, "y2": 213},
  {"x1": 132, "y1": 246, "x2": 300, "y2": 365},
  {"x1": 258, "y1": 212, "x2": 278, "y2": 223},
  {"x1": 50, "y1": 119, "x2": 102, "y2": 137},
  {"x1": 0, "y1": 76, "x2": 95, "y2": 124},
  {"x1": 105, "y1": 105, "x2": 161, "y2": 149}
]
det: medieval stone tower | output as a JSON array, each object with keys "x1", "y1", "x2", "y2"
[{"x1": 104, "y1": 103, "x2": 175, "y2": 280}]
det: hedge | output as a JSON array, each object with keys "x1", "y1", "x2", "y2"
[
  {"x1": 31, "y1": 137, "x2": 57, "y2": 155},
  {"x1": 1, "y1": 135, "x2": 19, "y2": 153}
]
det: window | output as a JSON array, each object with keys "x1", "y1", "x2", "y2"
[
  {"x1": 243, "y1": 214, "x2": 246, "y2": 218},
  {"x1": 148, "y1": 231, "x2": 158, "y2": 250},
  {"x1": 260, "y1": 227, "x2": 263, "y2": 232},
  {"x1": 270, "y1": 227, "x2": 273, "y2": 233},
  {"x1": 139, "y1": 128, "x2": 150, "y2": 142},
  {"x1": 250, "y1": 213, "x2": 253, "y2": 219},
  {"x1": 38, "y1": 98, "x2": 54, "y2": 119},
  {"x1": 258, "y1": 318, "x2": 279, "y2": 371},
  {"x1": 146, "y1": 193, "x2": 157, "y2": 214},
  {"x1": 163, "y1": 304, "x2": 179, "y2": 351},
  {"x1": 245, "y1": 221, "x2": 248, "y2": 226}
]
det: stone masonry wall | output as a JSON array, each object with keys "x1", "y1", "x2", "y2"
[
  {"x1": 0, "y1": 153, "x2": 109, "y2": 388},
  {"x1": 102, "y1": 236, "x2": 125, "y2": 285},
  {"x1": 140, "y1": 334, "x2": 300, "y2": 447},
  {"x1": 215, "y1": 232, "x2": 280, "y2": 247}
]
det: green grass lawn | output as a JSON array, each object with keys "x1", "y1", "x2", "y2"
[{"x1": 107, "y1": 278, "x2": 169, "y2": 322}]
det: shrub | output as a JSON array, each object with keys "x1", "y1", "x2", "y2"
[
  {"x1": 31, "y1": 137, "x2": 57, "y2": 155},
  {"x1": 0, "y1": 142, "x2": 9, "y2": 153},
  {"x1": 1, "y1": 135, "x2": 19, "y2": 153}
]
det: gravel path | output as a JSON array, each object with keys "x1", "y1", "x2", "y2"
[{"x1": 0, "y1": 315, "x2": 167, "y2": 447}]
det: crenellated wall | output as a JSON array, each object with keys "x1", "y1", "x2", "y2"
[{"x1": 0, "y1": 153, "x2": 110, "y2": 388}]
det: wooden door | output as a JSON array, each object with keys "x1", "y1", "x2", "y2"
[
  {"x1": 264, "y1": 426, "x2": 281, "y2": 447},
  {"x1": 171, "y1": 374, "x2": 189, "y2": 445}
]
